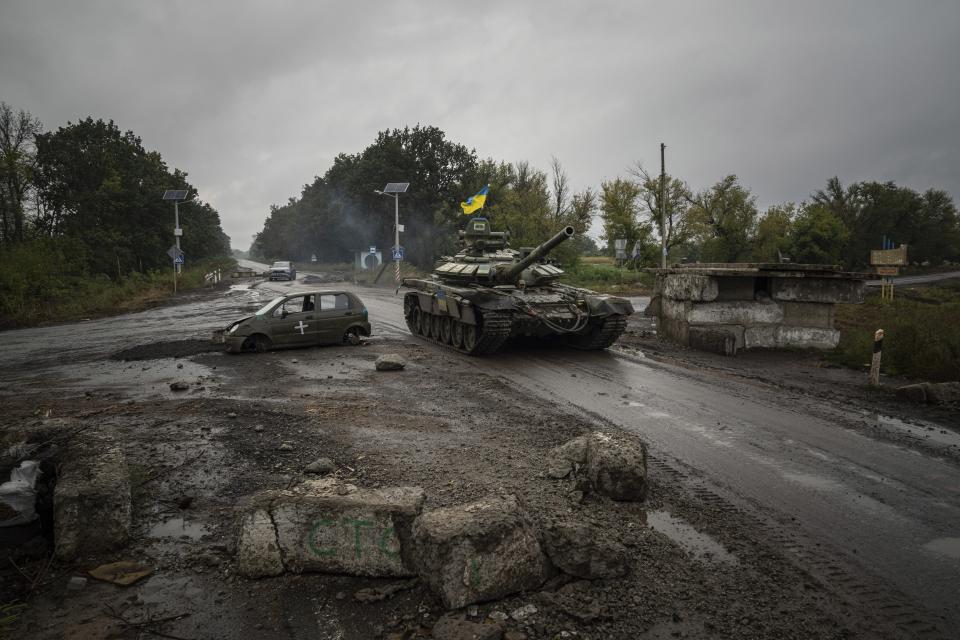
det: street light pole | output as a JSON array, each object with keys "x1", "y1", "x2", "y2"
[{"x1": 375, "y1": 182, "x2": 410, "y2": 286}]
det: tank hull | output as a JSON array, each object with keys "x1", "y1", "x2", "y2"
[{"x1": 401, "y1": 279, "x2": 634, "y2": 355}]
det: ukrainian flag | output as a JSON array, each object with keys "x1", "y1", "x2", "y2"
[{"x1": 460, "y1": 185, "x2": 489, "y2": 215}]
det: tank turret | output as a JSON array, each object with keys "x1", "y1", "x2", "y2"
[{"x1": 401, "y1": 217, "x2": 633, "y2": 355}]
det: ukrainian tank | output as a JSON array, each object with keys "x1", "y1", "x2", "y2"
[{"x1": 401, "y1": 217, "x2": 634, "y2": 355}]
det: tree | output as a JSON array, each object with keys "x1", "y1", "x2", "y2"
[
  {"x1": 599, "y1": 177, "x2": 654, "y2": 263},
  {"x1": 629, "y1": 164, "x2": 692, "y2": 262},
  {"x1": 788, "y1": 204, "x2": 848, "y2": 264},
  {"x1": 0, "y1": 102, "x2": 42, "y2": 244},
  {"x1": 753, "y1": 203, "x2": 796, "y2": 262},
  {"x1": 686, "y1": 175, "x2": 758, "y2": 262},
  {"x1": 33, "y1": 117, "x2": 229, "y2": 275}
]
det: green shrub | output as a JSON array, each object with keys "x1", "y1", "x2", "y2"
[{"x1": 831, "y1": 282, "x2": 960, "y2": 382}]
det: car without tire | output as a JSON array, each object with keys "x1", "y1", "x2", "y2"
[{"x1": 213, "y1": 290, "x2": 371, "y2": 353}]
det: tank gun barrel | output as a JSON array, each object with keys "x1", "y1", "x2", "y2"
[{"x1": 502, "y1": 226, "x2": 574, "y2": 281}]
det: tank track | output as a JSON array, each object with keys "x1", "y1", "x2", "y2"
[
  {"x1": 404, "y1": 295, "x2": 512, "y2": 355},
  {"x1": 568, "y1": 314, "x2": 628, "y2": 350}
]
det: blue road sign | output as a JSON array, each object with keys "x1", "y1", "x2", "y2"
[
  {"x1": 174, "y1": 255, "x2": 185, "y2": 264},
  {"x1": 392, "y1": 246, "x2": 404, "y2": 261}
]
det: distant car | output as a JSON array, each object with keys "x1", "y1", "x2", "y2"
[
  {"x1": 213, "y1": 291, "x2": 371, "y2": 353},
  {"x1": 269, "y1": 261, "x2": 297, "y2": 281}
]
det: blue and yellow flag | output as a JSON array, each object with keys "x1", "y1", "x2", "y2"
[{"x1": 460, "y1": 185, "x2": 489, "y2": 215}]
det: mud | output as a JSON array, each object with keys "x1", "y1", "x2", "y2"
[
  {"x1": 112, "y1": 339, "x2": 223, "y2": 361},
  {"x1": 0, "y1": 278, "x2": 955, "y2": 639}
]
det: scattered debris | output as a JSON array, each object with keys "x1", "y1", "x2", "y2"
[
  {"x1": 88, "y1": 560, "x2": 154, "y2": 586},
  {"x1": 354, "y1": 578, "x2": 418, "y2": 603},
  {"x1": 0, "y1": 460, "x2": 40, "y2": 527},
  {"x1": 375, "y1": 354, "x2": 406, "y2": 371},
  {"x1": 169, "y1": 381, "x2": 190, "y2": 391},
  {"x1": 896, "y1": 381, "x2": 960, "y2": 405},
  {"x1": 66, "y1": 576, "x2": 87, "y2": 591},
  {"x1": 431, "y1": 612, "x2": 504, "y2": 640},
  {"x1": 509, "y1": 603, "x2": 538, "y2": 621},
  {"x1": 227, "y1": 412, "x2": 238, "y2": 419},
  {"x1": 304, "y1": 457, "x2": 336, "y2": 475},
  {"x1": 277, "y1": 443, "x2": 294, "y2": 452}
]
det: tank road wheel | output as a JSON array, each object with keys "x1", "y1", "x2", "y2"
[
  {"x1": 451, "y1": 320, "x2": 464, "y2": 348},
  {"x1": 440, "y1": 316, "x2": 453, "y2": 344},
  {"x1": 410, "y1": 307, "x2": 423, "y2": 335},
  {"x1": 431, "y1": 314, "x2": 443, "y2": 341},
  {"x1": 462, "y1": 323, "x2": 478, "y2": 352}
]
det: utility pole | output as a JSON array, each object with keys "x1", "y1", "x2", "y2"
[{"x1": 660, "y1": 143, "x2": 667, "y2": 269}]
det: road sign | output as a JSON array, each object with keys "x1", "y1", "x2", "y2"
[
  {"x1": 870, "y1": 245, "x2": 907, "y2": 266},
  {"x1": 875, "y1": 266, "x2": 899, "y2": 276},
  {"x1": 369, "y1": 246, "x2": 377, "y2": 254},
  {"x1": 167, "y1": 245, "x2": 184, "y2": 260},
  {"x1": 397, "y1": 223, "x2": 405, "y2": 233},
  {"x1": 174, "y1": 254, "x2": 185, "y2": 264},
  {"x1": 392, "y1": 246, "x2": 404, "y2": 261}
]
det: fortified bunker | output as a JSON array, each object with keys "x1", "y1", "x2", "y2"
[{"x1": 645, "y1": 263, "x2": 872, "y2": 356}]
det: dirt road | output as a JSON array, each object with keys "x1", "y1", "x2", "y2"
[{"x1": 1, "y1": 267, "x2": 957, "y2": 639}]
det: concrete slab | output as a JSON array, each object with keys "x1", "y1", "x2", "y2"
[
  {"x1": 687, "y1": 301, "x2": 783, "y2": 325},
  {"x1": 776, "y1": 326, "x2": 840, "y2": 349},
  {"x1": 770, "y1": 278, "x2": 865, "y2": 304},
  {"x1": 782, "y1": 302, "x2": 835, "y2": 329},
  {"x1": 660, "y1": 274, "x2": 719, "y2": 302}
]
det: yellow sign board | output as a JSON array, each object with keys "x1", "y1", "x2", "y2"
[
  {"x1": 875, "y1": 266, "x2": 899, "y2": 276},
  {"x1": 870, "y1": 245, "x2": 907, "y2": 266}
]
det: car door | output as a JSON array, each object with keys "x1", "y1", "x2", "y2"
[
  {"x1": 267, "y1": 295, "x2": 319, "y2": 348},
  {"x1": 315, "y1": 293, "x2": 355, "y2": 343}
]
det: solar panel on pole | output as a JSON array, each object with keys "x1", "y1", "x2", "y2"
[
  {"x1": 383, "y1": 183, "x2": 409, "y2": 194},
  {"x1": 162, "y1": 189, "x2": 189, "y2": 201}
]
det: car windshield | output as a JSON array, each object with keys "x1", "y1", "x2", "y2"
[
  {"x1": 271, "y1": 262, "x2": 290, "y2": 269},
  {"x1": 254, "y1": 296, "x2": 285, "y2": 316}
]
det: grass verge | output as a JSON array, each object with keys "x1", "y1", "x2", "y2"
[
  {"x1": 830, "y1": 279, "x2": 960, "y2": 382},
  {"x1": 561, "y1": 262, "x2": 653, "y2": 295}
]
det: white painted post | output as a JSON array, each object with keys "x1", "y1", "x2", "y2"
[{"x1": 869, "y1": 329, "x2": 884, "y2": 386}]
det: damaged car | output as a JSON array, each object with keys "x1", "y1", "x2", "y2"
[
  {"x1": 213, "y1": 291, "x2": 371, "y2": 353},
  {"x1": 269, "y1": 261, "x2": 297, "y2": 281}
]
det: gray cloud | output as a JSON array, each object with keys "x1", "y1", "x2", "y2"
[{"x1": 2, "y1": 1, "x2": 958, "y2": 248}]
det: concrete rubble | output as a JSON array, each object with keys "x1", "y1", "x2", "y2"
[
  {"x1": 545, "y1": 432, "x2": 648, "y2": 502},
  {"x1": 431, "y1": 612, "x2": 504, "y2": 640},
  {"x1": 54, "y1": 439, "x2": 131, "y2": 561},
  {"x1": 647, "y1": 264, "x2": 871, "y2": 355},
  {"x1": 411, "y1": 494, "x2": 551, "y2": 609},
  {"x1": 236, "y1": 478, "x2": 425, "y2": 578},
  {"x1": 541, "y1": 522, "x2": 629, "y2": 579},
  {"x1": 375, "y1": 354, "x2": 407, "y2": 371}
]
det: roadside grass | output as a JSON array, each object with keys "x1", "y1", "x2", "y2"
[
  {"x1": 0, "y1": 255, "x2": 236, "y2": 330},
  {"x1": 830, "y1": 279, "x2": 960, "y2": 382},
  {"x1": 562, "y1": 262, "x2": 653, "y2": 295}
]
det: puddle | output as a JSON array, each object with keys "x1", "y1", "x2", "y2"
[
  {"x1": 875, "y1": 415, "x2": 960, "y2": 449},
  {"x1": 646, "y1": 510, "x2": 738, "y2": 565},
  {"x1": 148, "y1": 517, "x2": 211, "y2": 540},
  {"x1": 923, "y1": 537, "x2": 960, "y2": 560}
]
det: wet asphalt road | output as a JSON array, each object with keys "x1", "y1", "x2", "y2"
[{"x1": 3, "y1": 264, "x2": 959, "y2": 631}]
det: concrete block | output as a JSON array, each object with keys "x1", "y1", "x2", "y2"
[
  {"x1": 688, "y1": 326, "x2": 738, "y2": 356},
  {"x1": 687, "y1": 301, "x2": 783, "y2": 325},
  {"x1": 781, "y1": 302, "x2": 834, "y2": 329},
  {"x1": 545, "y1": 435, "x2": 589, "y2": 479},
  {"x1": 236, "y1": 479, "x2": 425, "y2": 578},
  {"x1": 541, "y1": 522, "x2": 630, "y2": 579},
  {"x1": 54, "y1": 444, "x2": 131, "y2": 561},
  {"x1": 770, "y1": 278, "x2": 865, "y2": 304},
  {"x1": 744, "y1": 326, "x2": 778, "y2": 349},
  {"x1": 586, "y1": 432, "x2": 648, "y2": 502},
  {"x1": 661, "y1": 274, "x2": 718, "y2": 302},
  {"x1": 775, "y1": 326, "x2": 840, "y2": 349},
  {"x1": 656, "y1": 315, "x2": 689, "y2": 345},
  {"x1": 236, "y1": 506, "x2": 284, "y2": 577},
  {"x1": 272, "y1": 479, "x2": 424, "y2": 576},
  {"x1": 715, "y1": 277, "x2": 756, "y2": 301},
  {"x1": 660, "y1": 297, "x2": 691, "y2": 320},
  {"x1": 411, "y1": 495, "x2": 549, "y2": 608}
]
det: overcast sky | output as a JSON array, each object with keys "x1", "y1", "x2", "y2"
[{"x1": 2, "y1": 1, "x2": 958, "y2": 249}]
